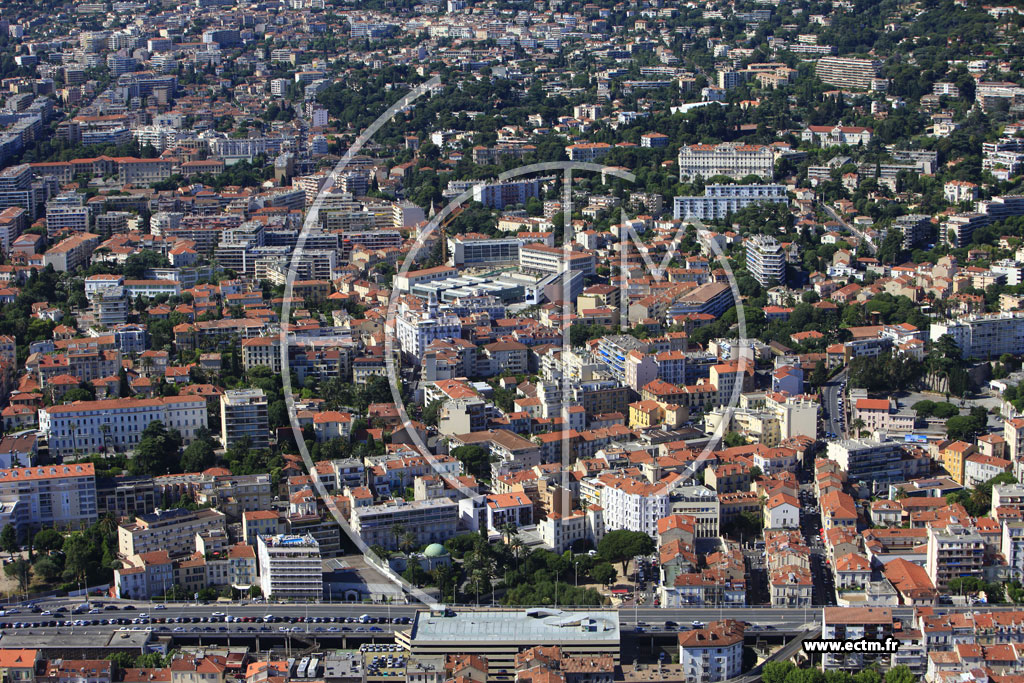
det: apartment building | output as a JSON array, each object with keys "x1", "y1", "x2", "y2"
[
  {"x1": 826, "y1": 438, "x2": 927, "y2": 492},
  {"x1": 351, "y1": 497, "x2": 459, "y2": 550},
  {"x1": 45, "y1": 193, "x2": 89, "y2": 238},
  {"x1": 448, "y1": 234, "x2": 521, "y2": 267},
  {"x1": 117, "y1": 507, "x2": 228, "y2": 558},
  {"x1": 42, "y1": 232, "x2": 100, "y2": 272},
  {"x1": 565, "y1": 142, "x2": 613, "y2": 162},
  {"x1": 519, "y1": 242, "x2": 596, "y2": 276},
  {"x1": 471, "y1": 178, "x2": 541, "y2": 210},
  {"x1": 257, "y1": 534, "x2": 323, "y2": 601},
  {"x1": 40, "y1": 395, "x2": 208, "y2": 458},
  {"x1": 673, "y1": 185, "x2": 788, "y2": 221},
  {"x1": 0, "y1": 462, "x2": 97, "y2": 531},
  {"x1": 677, "y1": 142, "x2": 774, "y2": 181},
  {"x1": 677, "y1": 621, "x2": 745, "y2": 683},
  {"x1": 598, "y1": 474, "x2": 671, "y2": 538},
  {"x1": 745, "y1": 235, "x2": 786, "y2": 287},
  {"x1": 671, "y1": 485, "x2": 721, "y2": 538},
  {"x1": 395, "y1": 299, "x2": 463, "y2": 361},
  {"x1": 926, "y1": 524, "x2": 985, "y2": 589},
  {"x1": 220, "y1": 388, "x2": 270, "y2": 450},
  {"x1": 821, "y1": 607, "x2": 894, "y2": 671},
  {"x1": 814, "y1": 56, "x2": 882, "y2": 90},
  {"x1": 930, "y1": 312, "x2": 1024, "y2": 359}
]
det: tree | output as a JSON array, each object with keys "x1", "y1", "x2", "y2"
[
  {"x1": 884, "y1": 666, "x2": 915, "y2": 683},
  {"x1": 762, "y1": 662, "x2": 796, "y2": 683},
  {"x1": 130, "y1": 421, "x2": 183, "y2": 475},
  {"x1": 597, "y1": 530, "x2": 655, "y2": 580},
  {"x1": 32, "y1": 556, "x2": 61, "y2": 583},
  {"x1": 0, "y1": 524, "x2": 18, "y2": 555},
  {"x1": 180, "y1": 438, "x2": 216, "y2": 473},
  {"x1": 450, "y1": 445, "x2": 491, "y2": 479},
  {"x1": 106, "y1": 652, "x2": 135, "y2": 671},
  {"x1": 422, "y1": 399, "x2": 443, "y2": 428},
  {"x1": 33, "y1": 528, "x2": 64, "y2": 552},
  {"x1": 134, "y1": 654, "x2": 168, "y2": 668},
  {"x1": 63, "y1": 532, "x2": 96, "y2": 583},
  {"x1": 3, "y1": 559, "x2": 30, "y2": 592},
  {"x1": 590, "y1": 562, "x2": 617, "y2": 585}
]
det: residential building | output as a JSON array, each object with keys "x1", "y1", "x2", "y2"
[
  {"x1": 39, "y1": 396, "x2": 208, "y2": 458},
  {"x1": 677, "y1": 143, "x2": 774, "y2": 181},
  {"x1": 220, "y1": 388, "x2": 270, "y2": 450},
  {"x1": 0, "y1": 463, "x2": 97, "y2": 532},
  {"x1": 814, "y1": 57, "x2": 882, "y2": 90},
  {"x1": 677, "y1": 622, "x2": 745, "y2": 682},
  {"x1": 673, "y1": 185, "x2": 788, "y2": 221},
  {"x1": 821, "y1": 607, "x2": 894, "y2": 671},
  {"x1": 257, "y1": 534, "x2": 323, "y2": 601},
  {"x1": 351, "y1": 497, "x2": 459, "y2": 550},
  {"x1": 746, "y1": 235, "x2": 786, "y2": 288},
  {"x1": 117, "y1": 507, "x2": 227, "y2": 558},
  {"x1": 926, "y1": 524, "x2": 984, "y2": 589}
]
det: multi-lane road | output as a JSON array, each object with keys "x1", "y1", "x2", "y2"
[
  {"x1": 0, "y1": 598, "x2": 1011, "y2": 639},
  {"x1": 821, "y1": 369, "x2": 848, "y2": 439}
]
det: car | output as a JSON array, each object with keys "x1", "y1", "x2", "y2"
[
  {"x1": 155, "y1": 604, "x2": 166, "y2": 610},
  {"x1": 173, "y1": 627, "x2": 184, "y2": 633},
  {"x1": 370, "y1": 626, "x2": 383, "y2": 632},
  {"x1": 328, "y1": 627, "x2": 339, "y2": 632},
  {"x1": 41, "y1": 610, "x2": 52, "y2": 616},
  {"x1": 634, "y1": 627, "x2": 645, "y2": 633},
  {"x1": 211, "y1": 612, "x2": 226, "y2": 617},
  {"x1": 121, "y1": 605, "x2": 135, "y2": 611},
  {"x1": 291, "y1": 627, "x2": 303, "y2": 632},
  {"x1": 104, "y1": 605, "x2": 118, "y2": 611},
  {"x1": 691, "y1": 621, "x2": 705, "y2": 628}
]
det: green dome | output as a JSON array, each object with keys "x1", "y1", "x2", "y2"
[{"x1": 424, "y1": 543, "x2": 447, "y2": 558}]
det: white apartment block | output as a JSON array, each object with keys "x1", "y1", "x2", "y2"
[
  {"x1": 395, "y1": 299, "x2": 463, "y2": 361},
  {"x1": 673, "y1": 185, "x2": 788, "y2": 220},
  {"x1": 518, "y1": 242, "x2": 596, "y2": 276},
  {"x1": 40, "y1": 395, "x2": 209, "y2": 458},
  {"x1": 0, "y1": 462, "x2": 98, "y2": 531},
  {"x1": 598, "y1": 475, "x2": 671, "y2": 539},
  {"x1": 678, "y1": 142, "x2": 775, "y2": 180},
  {"x1": 746, "y1": 235, "x2": 786, "y2": 287},
  {"x1": 677, "y1": 623, "x2": 744, "y2": 682},
  {"x1": 930, "y1": 312, "x2": 1024, "y2": 359},
  {"x1": 351, "y1": 497, "x2": 459, "y2": 550},
  {"x1": 926, "y1": 524, "x2": 984, "y2": 589},
  {"x1": 257, "y1": 534, "x2": 323, "y2": 601}
]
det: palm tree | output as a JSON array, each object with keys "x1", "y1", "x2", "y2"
[
  {"x1": 851, "y1": 417, "x2": 866, "y2": 438},
  {"x1": 510, "y1": 537, "x2": 526, "y2": 569},
  {"x1": 500, "y1": 521, "x2": 518, "y2": 546},
  {"x1": 399, "y1": 532, "x2": 416, "y2": 554},
  {"x1": 390, "y1": 523, "x2": 406, "y2": 552}
]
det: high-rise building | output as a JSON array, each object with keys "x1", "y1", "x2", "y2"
[
  {"x1": 257, "y1": 534, "x2": 323, "y2": 601},
  {"x1": 814, "y1": 56, "x2": 882, "y2": 90},
  {"x1": 745, "y1": 235, "x2": 786, "y2": 287},
  {"x1": 220, "y1": 389, "x2": 270, "y2": 450},
  {"x1": 930, "y1": 312, "x2": 1024, "y2": 359},
  {"x1": 926, "y1": 524, "x2": 984, "y2": 589}
]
